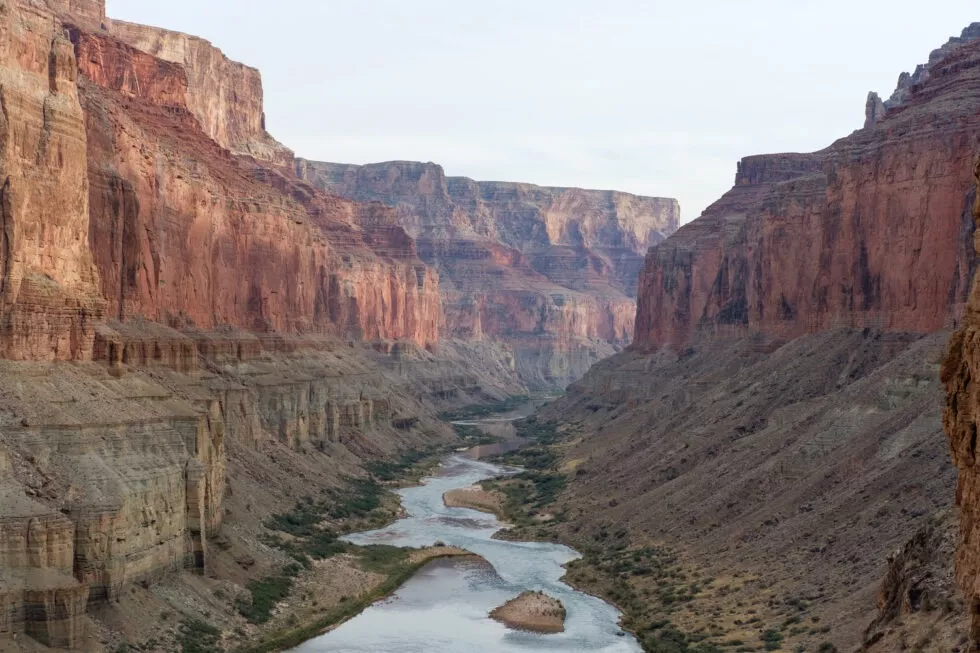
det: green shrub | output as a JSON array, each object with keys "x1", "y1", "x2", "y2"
[
  {"x1": 356, "y1": 545, "x2": 412, "y2": 573},
  {"x1": 236, "y1": 564, "x2": 302, "y2": 624},
  {"x1": 438, "y1": 395, "x2": 530, "y2": 421},
  {"x1": 178, "y1": 619, "x2": 222, "y2": 653},
  {"x1": 761, "y1": 629, "x2": 783, "y2": 651}
]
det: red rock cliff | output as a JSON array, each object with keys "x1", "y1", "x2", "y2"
[
  {"x1": 71, "y1": 27, "x2": 440, "y2": 346},
  {"x1": 634, "y1": 26, "x2": 980, "y2": 349},
  {"x1": 0, "y1": 1, "x2": 105, "y2": 361},
  {"x1": 0, "y1": 1, "x2": 442, "y2": 361},
  {"x1": 107, "y1": 19, "x2": 294, "y2": 166},
  {"x1": 296, "y1": 159, "x2": 680, "y2": 386}
]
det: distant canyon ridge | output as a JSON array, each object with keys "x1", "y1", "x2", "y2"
[{"x1": 296, "y1": 160, "x2": 679, "y2": 388}]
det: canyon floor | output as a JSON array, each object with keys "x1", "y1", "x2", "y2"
[
  {"x1": 476, "y1": 328, "x2": 971, "y2": 652},
  {"x1": 0, "y1": 332, "x2": 527, "y2": 653}
]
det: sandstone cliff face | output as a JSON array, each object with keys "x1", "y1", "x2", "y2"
[
  {"x1": 296, "y1": 159, "x2": 680, "y2": 387},
  {"x1": 0, "y1": 1, "x2": 105, "y2": 361},
  {"x1": 71, "y1": 28, "x2": 440, "y2": 348},
  {"x1": 0, "y1": 2, "x2": 516, "y2": 649},
  {"x1": 107, "y1": 19, "x2": 293, "y2": 166},
  {"x1": 635, "y1": 25, "x2": 980, "y2": 350},
  {"x1": 41, "y1": 0, "x2": 104, "y2": 28}
]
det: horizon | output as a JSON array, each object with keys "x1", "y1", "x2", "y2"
[{"x1": 105, "y1": 1, "x2": 979, "y2": 223}]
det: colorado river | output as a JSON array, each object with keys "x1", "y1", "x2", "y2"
[{"x1": 289, "y1": 455, "x2": 642, "y2": 653}]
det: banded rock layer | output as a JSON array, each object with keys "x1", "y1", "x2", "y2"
[
  {"x1": 296, "y1": 160, "x2": 680, "y2": 388},
  {"x1": 0, "y1": 1, "x2": 524, "y2": 649},
  {"x1": 531, "y1": 24, "x2": 980, "y2": 651},
  {"x1": 635, "y1": 24, "x2": 980, "y2": 349}
]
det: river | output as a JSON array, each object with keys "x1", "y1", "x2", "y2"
[{"x1": 288, "y1": 450, "x2": 643, "y2": 652}]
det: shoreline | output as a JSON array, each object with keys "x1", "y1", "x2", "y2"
[{"x1": 236, "y1": 548, "x2": 483, "y2": 653}]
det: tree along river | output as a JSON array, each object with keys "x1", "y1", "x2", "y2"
[{"x1": 288, "y1": 415, "x2": 643, "y2": 652}]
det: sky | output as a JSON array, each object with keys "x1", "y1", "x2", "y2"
[{"x1": 106, "y1": 1, "x2": 979, "y2": 223}]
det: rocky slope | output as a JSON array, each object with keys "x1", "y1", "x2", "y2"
[
  {"x1": 0, "y1": 2, "x2": 525, "y2": 650},
  {"x1": 521, "y1": 24, "x2": 980, "y2": 652},
  {"x1": 296, "y1": 159, "x2": 680, "y2": 388}
]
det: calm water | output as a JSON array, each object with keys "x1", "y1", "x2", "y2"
[{"x1": 289, "y1": 455, "x2": 642, "y2": 653}]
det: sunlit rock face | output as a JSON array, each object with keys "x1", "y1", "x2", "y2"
[
  {"x1": 72, "y1": 27, "x2": 441, "y2": 348},
  {"x1": 0, "y1": 1, "x2": 106, "y2": 361},
  {"x1": 296, "y1": 159, "x2": 681, "y2": 388},
  {"x1": 0, "y1": 1, "x2": 492, "y2": 649}
]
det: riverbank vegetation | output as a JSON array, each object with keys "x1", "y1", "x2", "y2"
[
  {"x1": 234, "y1": 548, "x2": 476, "y2": 653},
  {"x1": 477, "y1": 416, "x2": 834, "y2": 653},
  {"x1": 437, "y1": 394, "x2": 531, "y2": 422}
]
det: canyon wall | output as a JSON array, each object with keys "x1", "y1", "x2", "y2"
[
  {"x1": 943, "y1": 158, "x2": 980, "y2": 647},
  {"x1": 73, "y1": 26, "x2": 440, "y2": 348},
  {"x1": 107, "y1": 19, "x2": 294, "y2": 165},
  {"x1": 296, "y1": 159, "x2": 680, "y2": 387},
  {"x1": 0, "y1": 2, "x2": 525, "y2": 649},
  {"x1": 634, "y1": 25, "x2": 980, "y2": 350},
  {"x1": 0, "y1": 1, "x2": 106, "y2": 361},
  {"x1": 527, "y1": 24, "x2": 980, "y2": 652}
]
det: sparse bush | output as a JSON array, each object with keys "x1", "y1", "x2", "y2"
[
  {"x1": 178, "y1": 618, "x2": 222, "y2": 653},
  {"x1": 761, "y1": 629, "x2": 783, "y2": 651}
]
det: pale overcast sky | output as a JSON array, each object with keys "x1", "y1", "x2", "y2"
[{"x1": 106, "y1": 1, "x2": 978, "y2": 222}]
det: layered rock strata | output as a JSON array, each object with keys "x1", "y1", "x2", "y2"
[
  {"x1": 0, "y1": 1, "x2": 523, "y2": 649},
  {"x1": 73, "y1": 27, "x2": 441, "y2": 348},
  {"x1": 635, "y1": 24, "x2": 980, "y2": 350},
  {"x1": 532, "y1": 24, "x2": 980, "y2": 651},
  {"x1": 106, "y1": 19, "x2": 294, "y2": 165},
  {"x1": 0, "y1": 322, "x2": 522, "y2": 649},
  {"x1": 0, "y1": 1, "x2": 106, "y2": 361},
  {"x1": 296, "y1": 159, "x2": 680, "y2": 387}
]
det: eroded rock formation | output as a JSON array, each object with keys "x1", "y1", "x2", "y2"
[
  {"x1": 72, "y1": 25, "x2": 440, "y2": 348},
  {"x1": 0, "y1": 1, "x2": 105, "y2": 361},
  {"x1": 528, "y1": 24, "x2": 980, "y2": 652},
  {"x1": 107, "y1": 19, "x2": 294, "y2": 165},
  {"x1": 943, "y1": 157, "x2": 980, "y2": 649},
  {"x1": 296, "y1": 159, "x2": 680, "y2": 387},
  {"x1": 635, "y1": 23, "x2": 980, "y2": 350},
  {"x1": 0, "y1": 1, "x2": 523, "y2": 649}
]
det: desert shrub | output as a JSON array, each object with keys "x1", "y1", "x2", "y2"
[
  {"x1": 236, "y1": 563, "x2": 303, "y2": 624},
  {"x1": 356, "y1": 545, "x2": 412, "y2": 573},
  {"x1": 761, "y1": 629, "x2": 783, "y2": 651},
  {"x1": 178, "y1": 618, "x2": 222, "y2": 653},
  {"x1": 438, "y1": 395, "x2": 530, "y2": 421}
]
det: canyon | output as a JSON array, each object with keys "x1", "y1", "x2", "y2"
[
  {"x1": 0, "y1": 1, "x2": 530, "y2": 650},
  {"x1": 296, "y1": 160, "x2": 680, "y2": 388},
  {"x1": 4, "y1": 0, "x2": 980, "y2": 652},
  {"x1": 500, "y1": 22, "x2": 980, "y2": 652}
]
